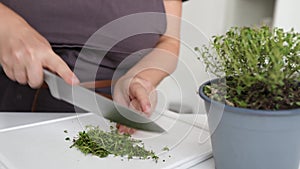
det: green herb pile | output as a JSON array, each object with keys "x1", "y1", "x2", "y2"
[
  {"x1": 196, "y1": 26, "x2": 300, "y2": 110},
  {"x1": 70, "y1": 126, "x2": 159, "y2": 161}
]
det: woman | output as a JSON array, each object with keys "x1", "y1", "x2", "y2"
[{"x1": 0, "y1": 0, "x2": 184, "y2": 132}]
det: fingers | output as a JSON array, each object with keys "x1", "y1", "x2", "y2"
[
  {"x1": 113, "y1": 76, "x2": 157, "y2": 135},
  {"x1": 13, "y1": 66, "x2": 27, "y2": 84},
  {"x1": 116, "y1": 98, "x2": 148, "y2": 135},
  {"x1": 117, "y1": 124, "x2": 136, "y2": 135},
  {"x1": 113, "y1": 89, "x2": 130, "y2": 108},
  {"x1": 2, "y1": 65, "x2": 15, "y2": 81},
  {"x1": 26, "y1": 60, "x2": 43, "y2": 88},
  {"x1": 43, "y1": 51, "x2": 80, "y2": 85},
  {"x1": 129, "y1": 99, "x2": 142, "y2": 112},
  {"x1": 130, "y1": 83, "x2": 151, "y2": 113},
  {"x1": 1, "y1": 50, "x2": 79, "y2": 87}
]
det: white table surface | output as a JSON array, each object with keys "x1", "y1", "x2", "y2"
[{"x1": 0, "y1": 112, "x2": 215, "y2": 169}]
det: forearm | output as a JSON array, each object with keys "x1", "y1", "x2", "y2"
[
  {"x1": 124, "y1": 0, "x2": 182, "y2": 87},
  {"x1": 125, "y1": 36, "x2": 180, "y2": 87},
  {"x1": 0, "y1": 3, "x2": 27, "y2": 31}
]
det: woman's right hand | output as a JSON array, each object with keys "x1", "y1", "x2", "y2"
[{"x1": 0, "y1": 3, "x2": 79, "y2": 88}]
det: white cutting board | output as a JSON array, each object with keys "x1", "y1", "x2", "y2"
[{"x1": 0, "y1": 111, "x2": 212, "y2": 169}]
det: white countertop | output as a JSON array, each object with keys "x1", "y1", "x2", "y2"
[{"x1": 0, "y1": 112, "x2": 215, "y2": 169}]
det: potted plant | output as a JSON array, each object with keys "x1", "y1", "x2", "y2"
[{"x1": 195, "y1": 26, "x2": 300, "y2": 169}]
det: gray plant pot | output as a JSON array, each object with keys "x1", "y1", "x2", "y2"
[{"x1": 199, "y1": 79, "x2": 300, "y2": 169}]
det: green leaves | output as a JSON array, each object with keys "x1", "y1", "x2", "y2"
[
  {"x1": 70, "y1": 126, "x2": 158, "y2": 161},
  {"x1": 197, "y1": 26, "x2": 300, "y2": 110},
  {"x1": 162, "y1": 146, "x2": 170, "y2": 151}
]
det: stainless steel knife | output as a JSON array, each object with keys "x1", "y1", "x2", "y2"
[{"x1": 43, "y1": 69, "x2": 165, "y2": 133}]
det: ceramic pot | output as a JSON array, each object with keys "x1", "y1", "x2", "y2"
[{"x1": 199, "y1": 79, "x2": 300, "y2": 169}]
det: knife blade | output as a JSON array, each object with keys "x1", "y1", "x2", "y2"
[{"x1": 43, "y1": 69, "x2": 165, "y2": 133}]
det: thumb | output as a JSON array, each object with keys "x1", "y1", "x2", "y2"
[{"x1": 43, "y1": 51, "x2": 80, "y2": 85}]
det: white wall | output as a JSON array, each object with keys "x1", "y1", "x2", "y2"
[
  {"x1": 182, "y1": 0, "x2": 275, "y2": 36},
  {"x1": 224, "y1": 0, "x2": 275, "y2": 30},
  {"x1": 273, "y1": 0, "x2": 300, "y2": 32},
  {"x1": 182, "y1": 0, "x2": 227, "y2": 37}
]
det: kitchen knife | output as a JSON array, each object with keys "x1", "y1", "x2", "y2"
[{"x1": 43, "y1": 69, "x2": 165, "y2": 133}]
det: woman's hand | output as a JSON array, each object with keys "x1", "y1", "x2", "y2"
[
  {"x1": 0, "y1": 3, "x2": 79, "y2": 88},
  {"x1": 113, "y1": 75, "x2": 157, "y2": 134},
  {"x1": 113, "y1": 0, "x2": 182, "y2": 134}
]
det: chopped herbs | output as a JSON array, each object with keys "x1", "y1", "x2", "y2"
[
  {"x1": 70, "y1": 126, "x2": 159, "y2": 161},
  {"x1": 162, "y1": 146, "x2": 170, "y2": 151},
  {"x1": 65, "y1": 137, "x2": 70, "y2": 141},
  {"x1": 64, "y1": 130, "x2": 68, "y2": 133}
]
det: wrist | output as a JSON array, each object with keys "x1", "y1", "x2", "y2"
[
  {"x1": 135, "y1": 69, "x2": 168, "y2": 87},
  {"x1": 119, "y1": 73, "x2": 155, "y2": 91},
  {"x1": 0, "y1": 4, "x2": 28, "y2": 30}
]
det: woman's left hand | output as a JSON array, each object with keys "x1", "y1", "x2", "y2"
[{"x1": 113, "y1": 75, "x2": 157, "y2": 134}]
